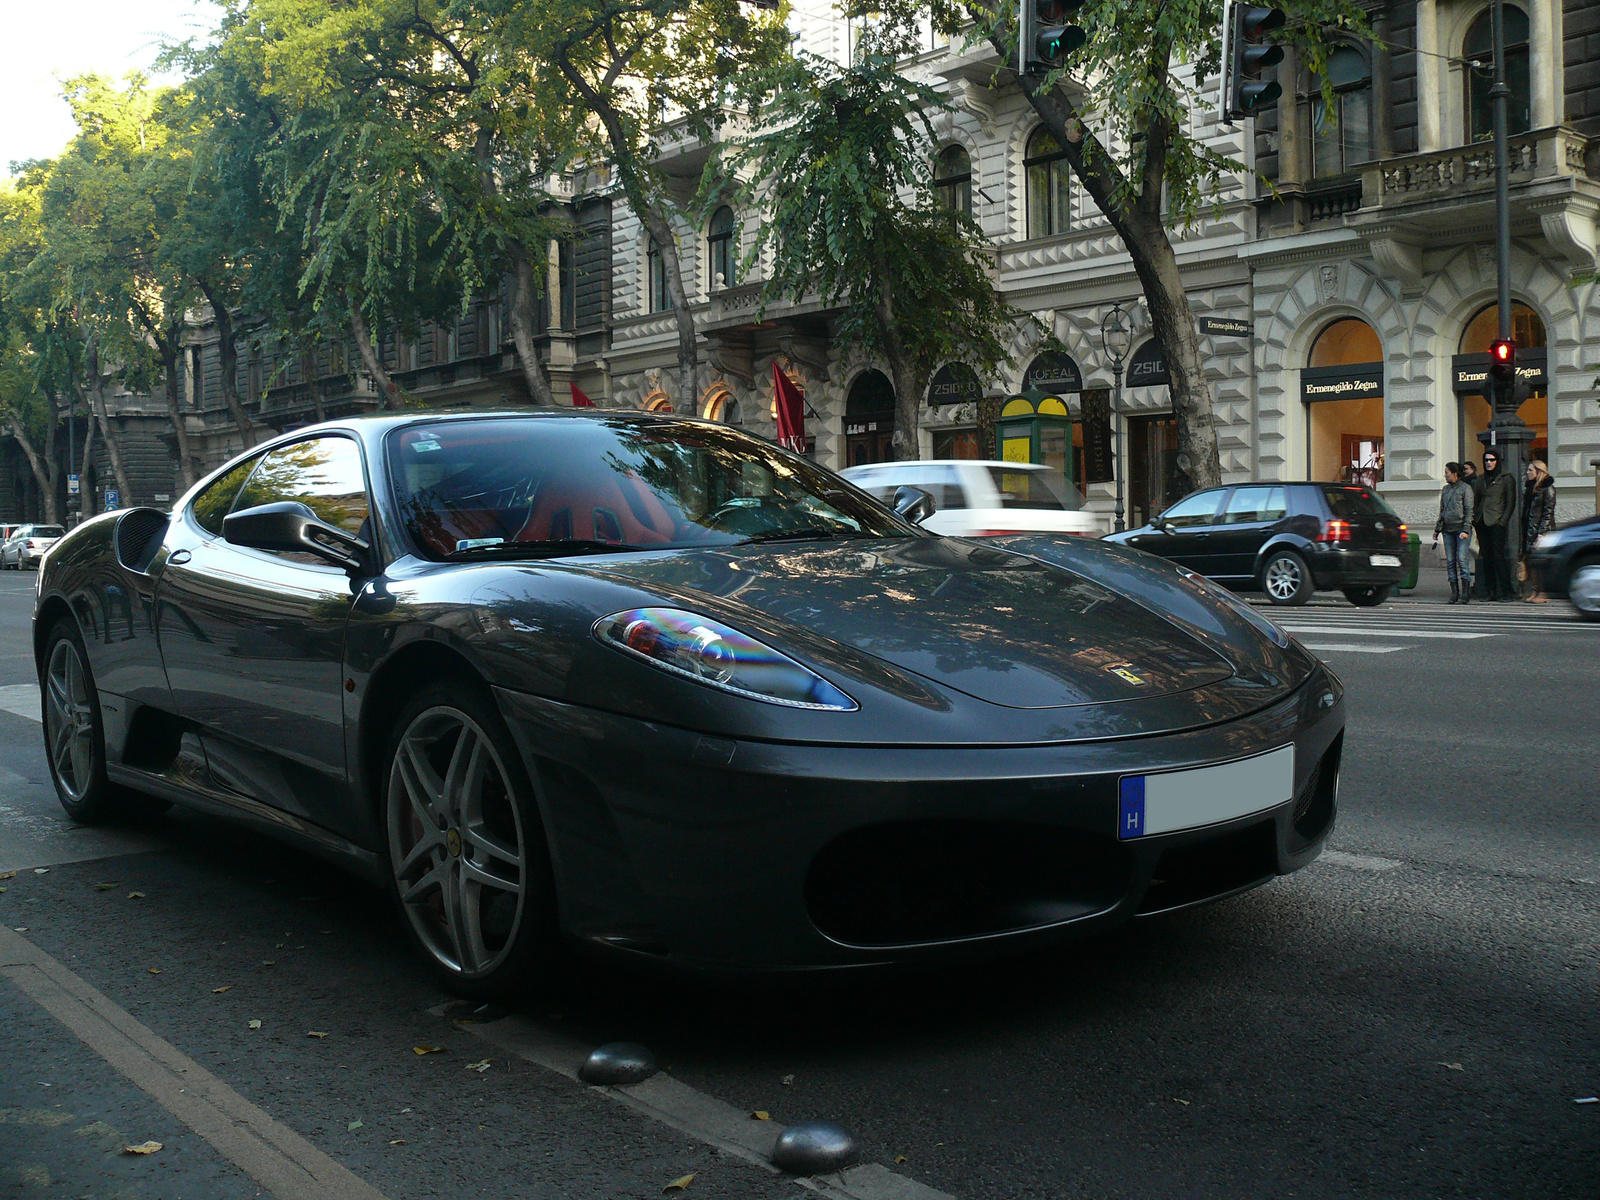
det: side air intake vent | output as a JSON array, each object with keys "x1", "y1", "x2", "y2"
[{"x1": 114, "y1": 508, "x2": 170, "y2": 574}]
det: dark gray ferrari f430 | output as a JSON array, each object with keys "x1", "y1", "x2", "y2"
[{"x1": 34, "y1": 412, "x2": 1343, "y2": 993}]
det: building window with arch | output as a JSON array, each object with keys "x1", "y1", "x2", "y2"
[
  {"x1": 1025, "y1": 127, "x2": 1070, "y2": 239},
  {"x1": 934, "y1": 145, "x2": 972, "y2": 220},
  {"x1": 701, "y1": 385, "x2": 741, "y2": 424},
  {"x1": 1456, "y1": 301, "x2": 1547, "y2": 462},
  {"x1": 1464, "y1": 6, "x2": 1530, "y2": 143},
  {"x1": 1306, "y1": 46, "x2": 1372, "y2": 177},
  {"x1": 707, "y1": 207, "x2": 737, "y2": 291},
  {"x1": 640, "y1": 390, "x2": 673, "y2": 414},
  {"x1": 647, "y1": 239, "x2": 672, "y2": 313},
  {"x1": 1302, "y1": 317, "x2": 1385, "y2": 485}
]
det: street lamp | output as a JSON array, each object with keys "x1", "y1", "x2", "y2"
[{"x1": 1100, "y1": 302, "x2": 1133, "y2": 532}]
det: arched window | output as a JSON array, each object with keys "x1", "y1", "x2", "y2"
[
  {"x1": 1464, "y1": 7, "x2": 1530, "y2": 142},
  {"x1": 707, "y1": 207, "x2": 737, "y2": 291},
  {"x1": 1304, "y1": 318, "x2": 1385, "y2": 485},
  {"x1": 701, "y1": 385, "x2": 741, "y2": 424},
  {"x1": 647, "y1": 239, "x2": 671, "y2": 313},
  {"x1": 934, "y1": 145, "x2": 972, "y2": 220},
  {"x1": 641, "y1": 390, "x2": 673, "y2": 413},
  {"x1": 1306, "y1": 46, "x2": 1372, "y2": 177},
  {"x1": 1025, "y1": 127, "x2": 1070, "y2": 239}
]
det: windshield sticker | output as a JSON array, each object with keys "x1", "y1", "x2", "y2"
[
  {"x1": 412, "y1": 439, "x2": 442, "y2": 453},
  {"x1": 456, "y1": 537, "x2": 504, "y2": 552}
]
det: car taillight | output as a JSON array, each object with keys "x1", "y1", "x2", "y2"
[
  {"x1": 1317, "y1": 519, "x2": 1350, "y2": 544},
  {"x1": 1398, "y1": 523, "x2": 1408, "y2": 539},
  {"x1": 26, "y1": 540, "x2": 38, "y2": 549}
]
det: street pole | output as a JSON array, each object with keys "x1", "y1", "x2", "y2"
[{"x1": 1112, "y1": 364, "x2": 1126, "y2": 532}]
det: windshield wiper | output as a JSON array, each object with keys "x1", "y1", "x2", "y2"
[
  {"x1": 739, "y1": 527, "x2": 861, "y2": 545},
  {"x1": 443, "y1": 539, "x2": 645, "y2": 561}
]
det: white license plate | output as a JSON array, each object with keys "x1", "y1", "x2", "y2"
[
  {"x1": 1118, "y1": 745, "x2": 1295, "y2": 840},
  {"x1": 1369, "y1": 554, "x2": 1402, "y2": 567}
]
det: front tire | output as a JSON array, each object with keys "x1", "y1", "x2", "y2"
[
  {"x1": 383, "y1": 680, "x2": 557, "y2": 998},
  {"x1": 1260, "y1": 550, "x2": 1313, "y2": 606},
  {"x1": 1342, "y1": 585, "x2": 1391, "y2": 607},
  {"x1": 1569, "y1": 559, "x2": 1600, "y2": 622}
]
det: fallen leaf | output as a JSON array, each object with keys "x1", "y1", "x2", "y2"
[
  {"x1": 0, "y1": 887, "x2": 7, "y2": 893},
  {"x1": 147, "y1": 968, "x2": 161, "y2": 975},
  {"x1": 33, "y1": 868, "x2": 48, "y2": 875},
  {"x1": 895, "y1": 1155, "x2": 908, "y2": 1165},
  {"x1": 465, "y1": 1059, "x2": 491, "y2": 1073},
  {"x1": 0, "y1": 870, "x2": 15, "y2": 880},
  {"x1": 750, "y1": 1110, "x2": 770, "y2": 1121},
  {"x1": 780, "y1": 1074, "x2": 795, "y2": 1086},
  {"x1": 662, "y1": 1174, "x2": 695, "y2": 1192},
  {"x1": 1575, "y1": 1097, "x2": 1598, "y2": 1105},
  {"x1": 1172, "y1": 1098, "x2": 1190, "y2": 1106},
  {"x1": 389, "y1": 1138, "x2": 407, "y2": 1145},
  {"x1": 347, "y1": 1120, "x2": 363, "y2": 1131},
  {"x1": 127, "y1": 892, "x2": 145, "y2": 899},
  {"x1": 307, "y1": 1031, "x2": 329, "y2": 1039},
  {"x1": 212, "y1": 986, "x2": 232, "y2": 994},
  {"x1": 94, "y1": 882, "x2": 118, "y2": 891},
  {"x1": 1438, "y1": 1062, "x2": 1464, "y2": 1071},
  {"x1": 247, "y1": 1020, "x2": 262, "y2": 1030},
  {"x1": 319, "y1": 930, "x2": 334, "y2": 935},
  {"x1": 122, "y1": 1141, "x2": 163, "y2": 1155},
  {"x1": 13, "y1": 926, "x2": 28, "y2": 932},
  {"x1": 412, "y1": 1045, "x2": 445, "y2": 1056},
  {"x1": 261, "y1": 960, "x2": 276, "y2": 966}
]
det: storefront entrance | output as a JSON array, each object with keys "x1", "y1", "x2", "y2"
[
  {"x1": 1302, "y1": 318, "x2": 1385, "y2": 484},
  {"x1": 1128, "y1": 414, "x2": 1180, "y2": 528},
  {"x1": 845, "y1": 370, "x2": 895, "y2": 465}
]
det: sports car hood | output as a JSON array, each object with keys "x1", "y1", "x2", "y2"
[{"x1": 579, "y1": 537, "x2": 1259, "y2": 709}]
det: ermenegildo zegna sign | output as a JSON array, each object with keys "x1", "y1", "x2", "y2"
[
  {"x1": 1451, "y1": 348, "x2": 1548, "y2": 393},
  {"x1": 1300, "y1": 362, "x2": 1384, "y2": 403},
  {"x1": 1199, "y1": 316, "x2": 1252, "y2": 338}
]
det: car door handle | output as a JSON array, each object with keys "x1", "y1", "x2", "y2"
[{"x1": 168, "y1": 549, "x2": 192, "y2": 566}]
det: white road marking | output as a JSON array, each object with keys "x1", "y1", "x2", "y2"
[
  {"x1": 1298, "y1": 643, "x2": 1410, "y2": 654},
  {"x1": 449, "y1": 1008, "x2": 955, "y2": 1200},
  {"x1": 1283, "y1": 626, "x2": 1495, "y2": 639},
  {"x1": 0, "y1": 927, "x2": 390, "y2": 1200},
  {"x1": 1320, "y1": 850, "x2": 1404, "y2": 871},
  {"x1": 0, "y1": 683, "x2": 40, "y2": 722}
]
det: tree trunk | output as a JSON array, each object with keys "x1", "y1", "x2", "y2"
[
  {"x1": 162, "y1": 343, "x2": 196, "y2": 492},
  {"x1": 8, "y1": 418, "x2": 59, "y2": 525},
  {"x1": 991, "y1": 30, "x2": 1222, "y2": 491},
  {"x1": 197, "y1": 281, "x2": 257, "y2": 447},
  {"x1": 79, "y1": 410, "x2": 96, "y2": 515},
  {"x1": 85, "y1": 345, "x2": 134, "y2": 506},
  {"x1": 869, "y1": 248, "x2": 923, "y2": 461},
  {"x1": 507, "y1": 242, "x2": 557, "y2": 406},
  {"x1": 347, "y1": 294, "x2": 406, "y2": 409}
]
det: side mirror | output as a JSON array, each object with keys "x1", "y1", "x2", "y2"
[
  {"x1": 892, "y1": 485, "x2": 937, "y2": 525},
  {"x1": 223, "y1": 501, "x2": 370, "y2": 574}
]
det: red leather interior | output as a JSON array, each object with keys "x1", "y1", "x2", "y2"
[{"x1": 411, "y1": 469, "x2": 679, "y2": 556}]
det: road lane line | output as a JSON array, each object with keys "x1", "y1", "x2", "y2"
[
  {"x1": 0, "y1": 926, "x2": 389, "y2": 1200},
  {"x1": 1320, "y1": 850, "x2": 1404, "y2": 871},
  {"x1": 1298, "y1": 643, "x2": 1410, "y2": 654},
  {"x1": 450, "y1": 1008, "x2": 955, "y2": 1200},
  {"x1": 1282, "y1": 627, "x2": 1495, "y2": 639},
  {"x1": 0, "y1": 683, "x2": 40, "y2": 722}
]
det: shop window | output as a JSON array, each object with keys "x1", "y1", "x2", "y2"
[
  {"x1": 708, "y1": 207, "x2": 737, "y2": 291},
  {"x1": 1305, "y1": 318, "x2": 1385, "y2": 485},
  {"x1": 1458, "y1": 302, "x2": 1547, "y2": 462},
  {"x1": 1464, "y1": 7, "x2": 1530, "y2": 142},
  {"x1": 845, "y1": 370, "x2": 896, "y2": 466},
  {"x1": 1025, "y1": 127, "x2": 1071, "y2": 239},
  {"x1": 647, "y1": 239, "x2": 671, "y2": 313},
  {"x1": 1306, "y1": 46, "x2": 1372, "y2": 177},
  {"x1": 934, "y1": 146, "x2": 972, "y2": 221},
  {"x1": 933, "y1": 429, "x2": 983, "y2": 459}
]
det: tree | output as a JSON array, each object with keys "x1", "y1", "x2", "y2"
[
  {"x1": 734, "y1": 44, "x2": 1024, "y2": 459},
  {"x1": 859, "y1": 0, "x2": 1366, "y2": 489},
  {"x1": 520, "y1": 0, "x2": 792, "y2": 412}
]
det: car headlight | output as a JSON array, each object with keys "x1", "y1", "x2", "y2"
[
  {"x1": 594, "y1": 608, "x2": 858, "y2": 711},
  {"x1": 1176, "y1": 567, "x2": 1292, "y2": 649}
]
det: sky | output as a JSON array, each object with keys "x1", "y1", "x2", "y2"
[{"x1": 1, "y1": 0, "x2": 217, "y2": 176}]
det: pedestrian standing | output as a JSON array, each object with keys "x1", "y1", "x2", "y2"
[
  {"x1": 1478, "y1": 450, "x2": 1515, "y2": 601},
  {"x1": 1522, "y1": 459, "x2": 1557, "y2": 603},
  {"x1": 1461, "y1": 460, "x2": 1483, "y2": 596},
  {"x1": 1433, "y1": 462, "x2": 1475, "y2": 604}
]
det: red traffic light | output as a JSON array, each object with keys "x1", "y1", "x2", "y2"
[{"x1": 1489, "y1": 338, "x2": 1516, "y2": 381}]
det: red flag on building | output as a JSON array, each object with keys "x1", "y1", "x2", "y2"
[
  {"x1": 772, "y1": 361, "x2": 807, "y2": 453},
  {"x1": 570, "y1": 382, "x2": 595, "y2": 407}
]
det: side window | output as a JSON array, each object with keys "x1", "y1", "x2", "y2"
[
  {"x1": 192, "y1": 455, "x2": 265, "y2": 536},
  {"x1": 1156, "y1": 490, "x2": 1222, "y2": 529},
  {"x1": 1219, "y1": 486, "x2": 1287, "y2": 525},
  {"x1": 230, "y1": 436, "x2": 371, "y2": 564}
]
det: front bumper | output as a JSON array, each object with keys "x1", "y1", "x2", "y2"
[
  {"x1": 1309, "y1": 545, "x2": 1408, "y2": 589},
  {"x1": 495, "y1": 669, "x2": 1345, "y2": 972}
]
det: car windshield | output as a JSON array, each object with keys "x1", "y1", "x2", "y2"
[
  {"x1": 1322, "y1": 486, "x2": 1396, "y2": 520},
  {"x1": 985, "y1": 466, "x2": 1083, "y2": 511},
  {"x1": 31, "y1": 526, "x2": 64, "y2": 538},
  {"x1": 387, "y1": 416, "x2": 916, "y2": 560}
]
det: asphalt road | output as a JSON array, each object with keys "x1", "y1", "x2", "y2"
[{"x1": 0, "y1": 568, "x2": 1595, "y2": 1199}]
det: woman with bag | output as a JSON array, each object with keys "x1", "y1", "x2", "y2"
[{"x1": 1522, "y1": 459, "x2": 1557, "y2": 602}]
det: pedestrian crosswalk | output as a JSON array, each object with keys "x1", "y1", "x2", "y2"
[{"x1": 1255, "y1": 600, "x2": 1594, "y2": 657}]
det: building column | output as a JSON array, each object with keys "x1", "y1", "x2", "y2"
[
  {"x1": 1528, "y1": 0, "x2": 1557, "y2": 130},
  {"x1": 1372, "y1": 10, "x2": 1395, "y2": 159},
  {"x1": 1416, "y1": 0, "x2": 1441, "y2": 152}
]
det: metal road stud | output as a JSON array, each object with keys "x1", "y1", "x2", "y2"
[
  {"x1": 771, "y1": 1121, "x2": 861, "y2": 1175},
  {"x1": 578, "y1": 1042, "x2": 659, "y2": 1086}
]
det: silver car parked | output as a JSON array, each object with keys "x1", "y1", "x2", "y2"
[{"x1": 2, "y1": 524, "x2": 65, "y2": 569}]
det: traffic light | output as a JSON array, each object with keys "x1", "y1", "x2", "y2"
[
  {"x1": 1221, "y1": 1, "x2": 1285, "y2": 121},
  {"x1": 1489, "y1": 337, "x2": 1516, "y2": 381},
  {"x1": 1019, "y1": 0, "x2": 1086, "y2": 76}
]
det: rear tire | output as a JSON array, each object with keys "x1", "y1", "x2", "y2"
[
  {"x1": 1568, "y1": 559, "x2": 1600, "y2": 622},
  {"x1": 1342, "y1": 585, "x2": 1391, "y2": 607},
  {"x1": 381, "y1": 679, "x2": 558, "y2": 999},
  {"x1": 1260, "y1": 550, "x2": 1313, "y2": 606}
]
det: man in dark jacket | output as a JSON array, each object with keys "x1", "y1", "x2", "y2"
[
  {"x1": 1478, "y1": 451, "x2": 1516, "y2": 600},
  {"x1": 1434, "y1": 463, "x2": 1475, "y2": 604}
]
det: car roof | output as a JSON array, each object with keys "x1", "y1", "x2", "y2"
[{"x1": 842, "y1": 460, "x2": 1045, "y2": 472}]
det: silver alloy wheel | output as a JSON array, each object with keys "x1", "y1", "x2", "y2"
[
  {"x1": 1264, "y1": 555, "x2": 1304, "y2": 602},
  {"x1": 1570, "y1": 564, "x2": 1600, "y2": 614},
  {"x1": 387, "y1": 706, "x2": 527, "y2": 980},
  {"x1": 45, "y1": 639, "x2": 97, "y2": 803}
]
